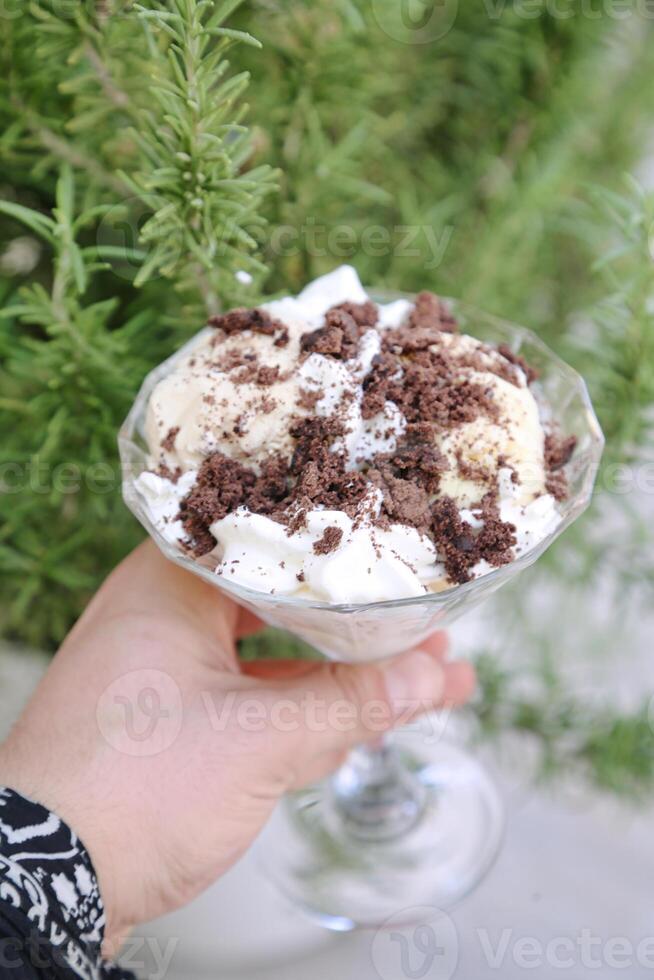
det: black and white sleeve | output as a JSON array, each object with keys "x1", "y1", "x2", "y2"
[{"x1": 0, "y1": 787, "x2": 135, "y2": 980}]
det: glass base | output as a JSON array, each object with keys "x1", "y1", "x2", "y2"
[{"x1": 258, "y1": 738, "x2": 504, "y2": 930}]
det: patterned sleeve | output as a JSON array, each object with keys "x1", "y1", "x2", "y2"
[{"x1": 0, "y1": 787, "x2": 135, "y2": 980}]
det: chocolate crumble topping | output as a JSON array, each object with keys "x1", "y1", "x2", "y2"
[
  {"x1": 545, "y1": 432, "x2": 577, "y2": 471},
  {"x1": 497, "y1": 343, "x2": 539, "y2": 385},
  {"x1": 255, "y1": 364, "x2": 281, "y2": 386},
  {"x1": 369, "y1": 466, "x2": 431, "y2": 530},
  {"x1": 361, "y1": 352, "x2": 399, "y2": 419},
  {"x1": 157, "y1": 463, "x2": 182, "y2": 483},
  {"x1": 408, "y1": 291, "x2": 458, "y2": 333},
  {"x1": 313, "y1": 525, "x2": 344, "y2": 556},
  {"x1": 208, "y1": 307, "x2": 289, "y2": 347},
  {"x1": 160, "y1": 289, "x2": 572, "y2": 585},
  {"x1": 431, "y1": 492, "x2": 517, "y2": 584},
  {"x1": 329, "y1": 300, "x2": 379, "y2": 329},
  {"x1": 300, "y1": 308, "x2": 363, "y2": 360},
  {"x1": 161, "y1": 426, "x2": 180, "y2": 453},
  {"x1": 546, "y1": 471, "x2": 568, "y2": 502},
  {"x1": 543, "y1": 431, "x2": 577, "y2": 502},
  {"x1": 209, "y1": 307, "x2": 275, "y2": 336},
  {"x1": 297, "y1": 387, "x2": 324, "y2": 411},
  {"x1": 300, "y1": 323, "x2": 344, "y2": 357}
]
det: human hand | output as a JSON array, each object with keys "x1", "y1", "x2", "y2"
[{"x1": 0, "y1": 542, "x2": 474, "y2": 955}]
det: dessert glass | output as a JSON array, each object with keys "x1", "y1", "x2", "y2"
[{"x1": 119, "y1": 293, "x2": 604, "y2": 929}]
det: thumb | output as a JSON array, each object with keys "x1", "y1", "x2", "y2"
[{"x1": 259, "y1": 649, "x2": 448, "y2": 766}]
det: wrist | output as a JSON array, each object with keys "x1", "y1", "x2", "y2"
[{"x1": 0, "y1": 739, "x2": 129, "y2": 956}]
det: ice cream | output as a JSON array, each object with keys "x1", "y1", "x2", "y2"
[{"x1": 136, "y1": 266, "x2": 574, "y2": 603}]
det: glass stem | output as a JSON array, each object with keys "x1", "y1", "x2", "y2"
[{"x1": 329, "y1": 737, "x2": 427, "y2": 841}]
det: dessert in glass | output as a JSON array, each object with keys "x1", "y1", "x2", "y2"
[{"x1": 119, "y1": 266, "x2": 603, "y2": 928}]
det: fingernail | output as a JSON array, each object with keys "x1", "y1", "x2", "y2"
[{"x1": 381, "y1": 650, "x2": 444, "y2": 713}]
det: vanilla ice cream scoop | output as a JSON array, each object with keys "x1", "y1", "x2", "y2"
[
  {"x1": 145, "y1": 266, "x2": 392, "y2": 474},
  {"x1": 137, "y1": 266, "x2": 571, "y2": 601}
]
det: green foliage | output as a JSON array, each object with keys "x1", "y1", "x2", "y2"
[
  {"x1": 1, "y1": 1, "x2": 654, "y2": 795},
  {"x1": 0, "y1": 167, "x2": 156, "y2": 643},
  {"x1": 122, "y1": 0, "x2": 278, "y2": 310},
  {"x1": 567, "y1": 179, "x2": 654, "y2": 464},
  {"x1": 473, "y1": 654, "x2": 654, "y2": 799}
]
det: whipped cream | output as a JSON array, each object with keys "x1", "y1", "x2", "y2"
[
  {"x1": 212, "y1": 494, "x2": 443, "y2": 604},
  {"x1": 135, "y1": 470, "x2": 197, "y2": 545}
]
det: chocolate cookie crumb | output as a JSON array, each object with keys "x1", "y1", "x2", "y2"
[
  {"x1": 408, "y1": 291, "x2": 458, "y2": 333},
  {"x1": 273, "y1": 326, "x2": 290, "y2": 347},
  {"x1": 546, "y1": 471, "x2": 568, "y2": 502},
  {"x1": 329, "y1": 300, "x2": 379, "y2": 329},
  {"x1": 543, "y1": 432, "x2": 577, "y2": 501},
  {"x1": 286, "y1": 508, "x2": 308, "y2": 534},
  {"x1": 297, "y1": 387, "x2": 324, "y2": 411},
  {"x1": 545, "y1": 433, "x2": 577, "y2": 471},
  {"x1": 179, "y1": 453, "x2": 255, "y2": 553},
  {"x1": 369, "y1": 467, "x2": 431, "y2": 530},
  {"x1": 361, "y1": 352, "x2": 398, "y2": 419},
  {"x1": 221, "y1": 349, "x2": 258, "y2": 371},
  {"x1": 208, "y1": 307, "x2": 278, "y2": 337},
  {"x1": 300, "y1": 323, "x2": 344, "y2": 357},
  {"x1": 474, "y1": 491, "x2": 517, "y2": 568},
  {"x1": 431, "y1": 492, "x2": 516, "y2": 584},
  {"x1": 301, "y1": 308, "x2": 364, "y2": 360},
  {"x1": 497, "y1": 343, "x2": 539, "y2": 385},
  {"x1": 387, "y1": 439, "x2": 448, "y2": 494},
  {"x1": 255, "y1": 365, "x2": 280, "y2": 386},
  {"x1": 313, "y1": 525, "x2": 344, "y2": 555},
  {"x1": 161, "y1": 426, "x2": 180, "y2": 453},
  {"x1": 157, "y1": 463, "x2": 182, "y2": 483}
]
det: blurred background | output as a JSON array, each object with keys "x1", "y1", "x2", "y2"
[{"x1": 1, "y1": 1, "x2": 654, "y2": 977}]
